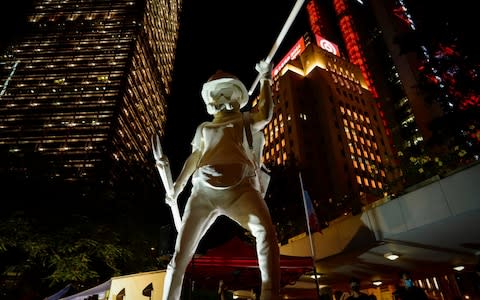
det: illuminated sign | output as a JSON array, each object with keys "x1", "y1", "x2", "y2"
[
  {"x1": 272, "y1": 37, "x2": 306, "y2": 77},
  {"x1": 315, "y1": 34, "x2": 340, "y2": 56}
]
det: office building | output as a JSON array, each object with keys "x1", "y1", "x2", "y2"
[
  {"x1": 263, "y1": 34, "x2": 398, "y2": 218},
  {"x1": 0, "y1": 0, "x2": 181, "y2": 190},
  {"x1": 305, "y1": 0, "x2": 451, "y2": 184}
]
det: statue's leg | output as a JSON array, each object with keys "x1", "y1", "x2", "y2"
[
  {"x1": 223, "y1": 182, "x2": 280, "y2": 300},
  {"x1": 163, "y1": 186, "x2": 219, "y2": 300}
]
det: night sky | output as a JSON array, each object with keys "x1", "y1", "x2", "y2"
[
  {"x1": 0, "y1": 0, "x2": 476, "y2": 260},
  {"x1": 158, "y1": 0, "x2": 310, "y2": 245},
  {"x1": 0, "y1": 0, "x2": 309, "y2": 173},
  {"x1": 0, "y1": 0, "x2": 310, "y2": 243},
  {"x1": 0, "y1": 0, "x2": 472, "y2": 213},
  {"x1": 160, "y1": 1, "x2": 309, "y2": 242},
  {"x1": 164, "y1": 0, "x2": 309, "y2": 174}
]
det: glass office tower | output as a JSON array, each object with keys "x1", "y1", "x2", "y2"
[{"x1": 0, "y1": 0, "x2": 181, "y2": 187}]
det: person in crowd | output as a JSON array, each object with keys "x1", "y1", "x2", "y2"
[
  {"x1": 393, "y1": 271, "x2": 429, "y2": 300},
  {"x1": 340, "y1": 277, "x2": 371, "y2": 300}
]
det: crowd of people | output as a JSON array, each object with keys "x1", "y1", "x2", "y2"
[{"x1": 333, "y1": 272, "x2": 429, "y2": 300}]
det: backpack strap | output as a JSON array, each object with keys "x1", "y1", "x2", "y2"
[{"x1": 242, "y1": 112, "x2": 254, "y2": 151}]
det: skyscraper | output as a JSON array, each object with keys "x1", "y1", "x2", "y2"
[
  {"x1": 0, "y1": 0, "x2": 181, "y2": 192},
  {"x1": 263, "y1": 34, "x2": 398, "y2": 219},
  {"x1": 305, "y1": 0, "x2": 469, "y2": 185}
]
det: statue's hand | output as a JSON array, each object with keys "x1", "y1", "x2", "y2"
[
  {"x1": 255, "y1": 59, "x2": 273, "y2": 80},
  {"x1": 151, "y1": 134, "x2": 165, "y2": 162},
  {"x1": 165, "y1": 194, "x2": 177, "y2": 207},
  {"x1": 165, "y1": 181, "x2": 182, "y2": 205},
  {"x1": 155, "y1": 156, "x2": 170, "y2": 169}
]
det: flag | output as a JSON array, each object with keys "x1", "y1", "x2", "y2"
[
  {"x1": 302, "y1": 189, "x2": 321, "y2": 234},
  {"x1": 43, "y1": 284, "x2": 71, "y2": 300}
]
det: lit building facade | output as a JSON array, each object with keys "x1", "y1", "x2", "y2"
[
  {"x1": 305, "y1": 0, "x2": 445, "y2": 179},
  {"x1": 264, "y1": 35, "x2": 397, "y2": 215},
  {"x1": 368, "y1": 0, "x2": 444, "y2": 148},
  {"x1": 0, "y1": 0, "x2": 181, "y2": 186}
]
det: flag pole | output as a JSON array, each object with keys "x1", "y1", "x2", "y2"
[{"x1": 299, "y1": 172, "x2": 322, "y2": 299}]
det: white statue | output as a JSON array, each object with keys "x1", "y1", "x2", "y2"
[{"x1": 155, "y1": 59, "x2": 280, "y2": 300}]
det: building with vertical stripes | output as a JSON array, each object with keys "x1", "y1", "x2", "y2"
[{"x1": 0, "y1": 0, "x2": 181, "y2": 190}]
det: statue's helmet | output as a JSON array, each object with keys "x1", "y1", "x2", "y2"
[{"x1": 201, "y1": 71, "x2": 249, "y2": 111}]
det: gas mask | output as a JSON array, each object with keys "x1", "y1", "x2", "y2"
[
  {"x1": 204, "y1": 83, "x2": 243, "y2": 114},
  {"x1": 201, "y1": 71, "x2": 248, "y2": 115}
]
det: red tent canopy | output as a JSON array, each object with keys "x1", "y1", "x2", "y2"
[{"x1": 186, "y1": 237, "x2": 313, "y2": 291}]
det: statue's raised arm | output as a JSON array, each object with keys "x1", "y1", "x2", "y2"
[
  {"x1": 162, "y1": 60, "x2": 280, "y2": 300},
  {"x1": 250, "y1": 59, "x2": 274, "y2": 132}
]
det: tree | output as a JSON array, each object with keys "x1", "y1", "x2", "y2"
[{"x1": 0, "y1": 213, "x2": 133, "y2": 298}]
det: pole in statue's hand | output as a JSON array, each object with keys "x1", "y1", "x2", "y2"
[
  {"x1": 248, "y1": 0, "x2": 306, "y2": 96},
  {"x1": 152, "y1": 134, "x2": 182, "y2": 232}
]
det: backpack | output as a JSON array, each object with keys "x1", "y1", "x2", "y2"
[{"x1": 242, "y1": 112, "x2": 271, "y2": 198}]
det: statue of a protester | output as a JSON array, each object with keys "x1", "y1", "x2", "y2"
[{"x1": 156, "y1": 60, "x2": 280, "y2": 300}]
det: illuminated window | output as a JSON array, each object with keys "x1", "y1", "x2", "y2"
[
  {"x1": 345, "y1": 131, "x2": 351, "y2": 139},
  {"x1": 366, "y1": 116, "x2": 371, "y2": 124},
  {"x1": 343, "y1": 119, "x2": 348, "y2": 126},
  {"x1": 353, "y1": 160, "x2": 358, "y2": 168},
  {"x1": 340, "y1": 106, "x2": 345, "y2": 114},
  {"x1": 283, "y1": 152, "x2": 287, "y2": 161},
  {"x1": 347, "y1": 109, "x2": 352, "y2": 116},
  {"x1": 378, "y1": 182, "x2": 383, "y2": 189},
  {"x1": 360, "y1": 163, "x2": 365, "y2": 171},
  {"x1": 359, "y1": 137, "x2": 364, "y2": 144},
  {"x1": 331, "y1": 73, "x2": 338, "y2": 83},
  {"x1": 381, "y1": 170, "x2": 386, "y2": 177},
  {"x1": 281, "y1": 139, "x2": 285, "y2": 147},
  {"x1": 377, "y1": 155, "x2": 381, "y2": 162},
  {"x1": 370, "y1": 153, "x2": 375, "y2": 160},
  {"x1": 371, "y1": 180, "x2": 376, "y2": 188},
  {"x1": 277, "y1": 157, "x2": 281, "y2": 165},
  {"x1": 356, "y1": 175, "x2": 362, "y2": 184},
  {"x1": 364, "y1": 178, "x2": 369, "y2": 186}
]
